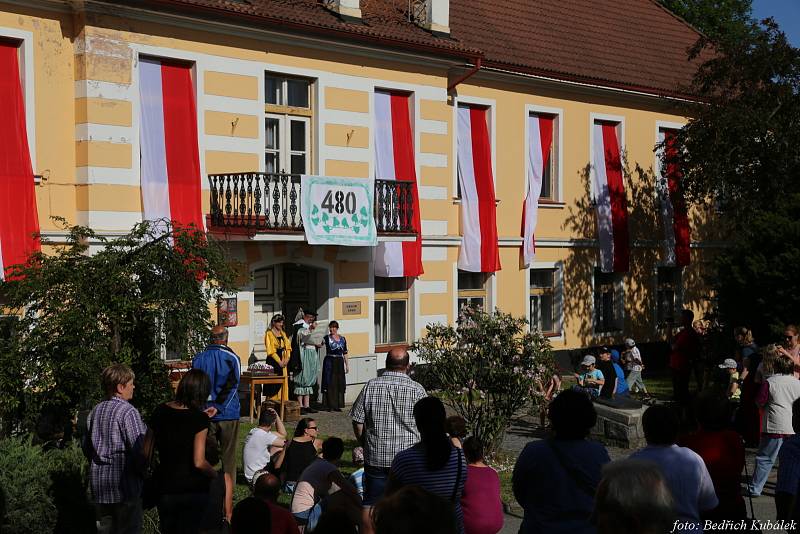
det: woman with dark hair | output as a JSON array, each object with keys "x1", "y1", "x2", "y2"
[
  {"x1": 460, "y1": 437, "x2": 503, "y2": 534},
  {"x1": 322, "y1": 320, "x2": 349, "y2": 412},
  {"x1": 148, "y1": 369, "x2": 219, "y2": 534},
  {"x1": 385, "y1": 397, "x2": 467, "y2": 532},
  {"x1": 735, "y1": 326, "x2": 762, "y2": 446},
  {"x1": 513, "y1": 389, "x2": 610, "y2": 534},
  {"x1": 273, "y1": 417, "x2": 322, "y2": 494}
]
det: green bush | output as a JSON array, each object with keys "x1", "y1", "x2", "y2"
[
  {"x1": 0, "y1": 437, "x2": 93, "y2": 533},
  {"x1": 414, "y1": 308, "x2": 557, "y2": 454}
]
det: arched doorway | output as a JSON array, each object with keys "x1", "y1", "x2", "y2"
[{"x1": 251, "y1": 263, "x2": 329, "y2": 359}]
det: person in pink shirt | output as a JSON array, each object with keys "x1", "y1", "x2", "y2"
[{"x1": 460, "y1": 437, "x2": 503, "y2": 534}]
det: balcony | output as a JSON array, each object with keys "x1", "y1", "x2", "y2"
[{"x1": 207, "y1": 172, "x2": 417, "y2": 239}]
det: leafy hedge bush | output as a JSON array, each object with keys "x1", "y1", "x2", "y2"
[{"x1": 0, "y1": 437, "x2": 94, "y2": 533}]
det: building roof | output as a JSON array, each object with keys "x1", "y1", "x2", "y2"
[
  {"x1": 449, "y1": 0, "x2": 705, "y2": 97},
  {"x1": 118, "y1": 0, "x2": 481, "y2": 59},
  {"x1": 113, "y1": 0, "x2": 704, "y2": 98}
]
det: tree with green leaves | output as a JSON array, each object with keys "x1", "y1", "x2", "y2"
[
  {"x1": 661, "y1": 0, "x2": 755, "y2": 45},
  {"x1": 660, "y1": 2, "x2": 800, "y2": 340},
  {"x1": 0, "y1": 220, "x2": 237, "y2": 436},
  {"x1": 413, "y1": 308, "x2": 557, "y2": 454}
]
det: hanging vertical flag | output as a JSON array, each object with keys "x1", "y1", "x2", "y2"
[
  {"x1": 0, "y1": 42, "x2": 40, "y2": 280},
  {"x1": 139, "y1": 57, "x2": 203, "y2": 229},
  {"x1": 592, "y1": 121, "x2": 629, "y2": 273},
  {"x1": 457, "y1": 105, "x2": 501, "y2": 273},
  {"x1": 521, "y1": 114, "x2": 554, "y2": 268},
  {"x1": 373, "y1": 91, "x2": 423, "y2": 277},
  {"x1": 659, "y1": 129, "x2": 691, "y2": 267}
]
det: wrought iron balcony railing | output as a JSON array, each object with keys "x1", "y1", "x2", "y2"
[{"x1": 208, "y1": 172, "x2": 416, "y2": 236}]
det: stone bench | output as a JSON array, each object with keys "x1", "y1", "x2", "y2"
[{"x1": 590, "y1": 397, "x2": 647, "y2": 449}]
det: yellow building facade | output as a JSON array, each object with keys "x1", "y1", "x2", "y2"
[{"x1": 1, "y1": 0, "x2": 712, "y2": 392}]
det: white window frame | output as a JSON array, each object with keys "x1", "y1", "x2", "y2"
[
  {"x1": 265, "y1": 113, "x2": 310, "y2": 174},
  {"x1": 527, "y1": 261, "x2": 564, "y2": 339},
  {"x1": 525, "y1": 104, "x2": 564, "y2": 204},
  {"x1": 0, "y1": 28, "x2": 36, "y2": 172},
  {"x1": 654, "y1": 264, "x2": 684, "y2": 331},
  {"x1": 591, "y1": 266, "x2": 625, "y2": 335},
  {"x1": 455, "y1": 268, "x2": 489, "y2": 314},
  {"x1": 589, "y1": 113, "x2": 626, "y2": 200},
  {"x1": 374, "y1": 276, "x2": 410, "y2": 347},
  {"x1": 264, "y1": 74, "x2": 312, "y2": 109},
  {"x1": 452, "y1": 95, "x2": 497, "y2": 201}
]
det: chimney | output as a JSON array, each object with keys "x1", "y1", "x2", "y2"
[
  {"x1": 422, "y1": 0, "x2": 450, "y2": 36},
  {"x1": 323, "y1": 0, "x2": 362, "y2": 21}
]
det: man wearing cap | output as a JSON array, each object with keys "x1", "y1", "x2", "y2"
[
  {"x1": 595, "y1": 347, "x2": 619, "y2": 399},
  {"x1": 573, "y1": 355, "x2": 604, "y2": 398},
  {"x1": 719, "y1": 358, "x2": 741, "y2": 402},
  {"x1": 623, "y1": 338, "x2": 649, "y2": 397}
]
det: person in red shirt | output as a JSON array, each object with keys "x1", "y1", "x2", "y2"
[
  {"x1": 679, "y1": 392, "x2": 745, "y2": 520},
  {"x1": 460, "y1": 437, "x2": 503, "y2": 534},
  {"x1": 669, "y1": 310, "x2": 700, "y2": 409}
]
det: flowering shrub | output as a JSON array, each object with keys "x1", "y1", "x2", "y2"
[{"x1": 414, "y1": 308, "x2": 557, "y2": 454}]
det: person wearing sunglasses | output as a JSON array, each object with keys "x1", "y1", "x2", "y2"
[
  {"x1": 273, "y1": 417, "x2": 322, "y2": 495},
  {"x1": 778, "y1": 325, "x2": 800, "y2": 377}
]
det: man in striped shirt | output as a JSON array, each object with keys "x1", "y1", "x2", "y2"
[{"x1": 350, "y1": 348, "x2": 427, "y2": 534}]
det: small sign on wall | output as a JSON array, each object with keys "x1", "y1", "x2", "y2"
[
  {"x1": 217, "y1": 297, "x2": 238, "y2": 327},
  {"x1": 342, "y1": 301, "x2": 362, "y2": 316}
]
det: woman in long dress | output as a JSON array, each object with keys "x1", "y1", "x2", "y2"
[
  {"x1": 294, "y1": 315, "x2": 321, "y2": 415},
  {"x1": 322, "y1": 320, "x2": 348, "y2": 411},
  {"x1": 263, "y1": 314, "x2": 291, "y2": 399}
]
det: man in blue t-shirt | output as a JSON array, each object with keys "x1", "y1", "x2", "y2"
[
  {"x1": 610, "y1": 349, "x2": 630, "y2": 397},
  {"x1": 573, "y1": 355, "x2": 605, "y2": 398}
]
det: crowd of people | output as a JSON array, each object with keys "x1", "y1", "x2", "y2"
[{"x1": 81, "y1": 316, "x2": 800, "y2": 534}]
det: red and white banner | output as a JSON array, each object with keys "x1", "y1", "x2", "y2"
[
  {"x1": 521, "y1": 114, "x2": 554, "y2": 268},
  {"x1": 0, "y1": 42, "x2": 40, "y2": 280},
  {"x1": 139, "y1": 58, "x2": 203, "y2": 229},
  {"x1": 659, "y1": 129, "x2": 691, "y2": 266},
  {"x1": 592, "y1": 121, "x2": 629, "y2": 273},
  {"x1": 374, "y1": 91, "x2": 423, "y2": 277},
  {"x1": 456, "y1": 106, "x2": 500, "y2": 273}
]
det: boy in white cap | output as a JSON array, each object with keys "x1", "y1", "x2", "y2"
[
  {"x1": 623, "y1": 338, "x2": 649, "y2": 398},
  {"x1": 572, "y1": 355, "x2": 604, "y2": 398},
  {"x1": 719, "y1": 358, "x2": 741, "y2": 402}
]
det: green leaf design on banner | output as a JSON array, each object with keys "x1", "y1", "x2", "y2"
[
  {"x1": 360, "y1": 218, "x2": 368, "y2": 226},
  {"x1": 323, "y1": 225, "x2": 331, "y2": 233},
  {"x1": 332, "y1": 217, "x2": 340, "y2": 227},
  {"x1": 353, "y1": 226, "x2": 361, "y2": 234},
  {"x1": 352, "y1": 214, "x2": 359, "y2": 223},
  {"x1": 311, "y1": 217, "x2": 319, "y2": 225},
  {"x1": 341, "y1": 219, "x2": 349, "y2": 229},
  {"x1": 360, "y1": 206, "x2": 368, "y2": 216},
  {"x1": 321, "y1": 212, "x2": 329, "y2": 223},
  {"x1": 311, "y1": 205, "x2": 319, "y2": 215}
]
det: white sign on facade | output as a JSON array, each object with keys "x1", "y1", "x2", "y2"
[{"x1": 301, "y1": 175, "x2": 377, "y2": 246}]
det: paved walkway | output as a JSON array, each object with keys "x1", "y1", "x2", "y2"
[{"x1": 308, "y1": 407, "x2": 778, "y2": 533}]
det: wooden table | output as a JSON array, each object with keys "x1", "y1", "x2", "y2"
[{"x1": 240, "y1": 372, "x2": 288, "y2": 423}]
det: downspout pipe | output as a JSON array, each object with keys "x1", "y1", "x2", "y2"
[{"x1": 447, "y1": 57, "x2": 482, "y2": 92}]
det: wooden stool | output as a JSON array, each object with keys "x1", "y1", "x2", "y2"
[{"x1": 284, "y1": 400, "x2": 301, "y2": 422}]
